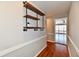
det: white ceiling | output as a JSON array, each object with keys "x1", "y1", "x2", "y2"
[{"x1": 31, "y1": 1, "x2": 71, "y2": 18}]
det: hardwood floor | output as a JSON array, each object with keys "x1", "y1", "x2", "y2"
[{"x1": 37, "y1": 41, "x2": 69, "y2": 57}]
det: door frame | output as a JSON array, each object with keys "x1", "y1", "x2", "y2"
[{"x1": 54, "y1": 17, "x2": 68, "y2": 44}]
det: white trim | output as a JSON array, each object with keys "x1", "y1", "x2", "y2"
[
  {"x1": 47, "y1": 40, "x2": 55, "y2": 43},
  {"x1": 0, "y1": 35, "x2": 46, "y2": 56},
  {"x1": 68, "y1": 46, "x2": 71, "y2": 57},
  {"x1": 68, "y1": 36, "x2": 79, "y2": 56},
  {"x1": 34, "y1": 45, "x2": 47, "y2": 57},
  {"x1": 47, "y1": 33, "x2": 54, "y2": 35}
]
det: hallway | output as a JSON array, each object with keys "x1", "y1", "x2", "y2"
[
  {"x1": 37, "y1": 41, "x2": 69, "y2": 57},
  {"x1": 0, "y1": 1, "x2": 79, "y2": 57}
]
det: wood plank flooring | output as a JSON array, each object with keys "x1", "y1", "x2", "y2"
[{"x1": 37, "y1": 41, "x2": 69, "y2": 57}]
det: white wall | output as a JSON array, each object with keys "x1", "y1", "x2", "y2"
[
  {"x1": 46, "y1": 17, "x2": 55, "y2": 41},
  {"x1": 0, "y1": 1, "x2": 46, "y2": 57},
  {"x1": 68, "y1": 2, "x2": 79, "y2": 56}
]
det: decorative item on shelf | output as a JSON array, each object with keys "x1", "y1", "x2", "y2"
[{"x1": 23, "y1": 1, "x2": 45, "y2": 31}]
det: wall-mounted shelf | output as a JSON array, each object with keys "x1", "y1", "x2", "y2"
[
  {"x1": 23, "y1": 2, "x2": 45, "y2": 16},
  {"x1": 23, "y1": 1, "x2": 45, "y2": 31},
  {"x1": 24, "y1": 15, "x2": 40, "y2": 20},
  {"x1": 24, "y1": 27, "x2": 42, "y2": 29},
  {"x1": 23, "y1": 27, "x2": 44, "y2": 31}
]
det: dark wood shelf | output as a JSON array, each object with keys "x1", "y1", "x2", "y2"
[
  {"x1": 24, "y1": 15, "x2": 40, "y2": 20},
  {"x1": 23, "y1": 1, "x2": 45, "y2": 31},
  {"x1": 23, "y1": 27, "x2": 44, "y2": 31},
  {"x1": 23, "y1": 1, "x2": 45, "y2": 16},
  {"x1": 24, "y1": 27, "x2": 42, "y2": 29}
]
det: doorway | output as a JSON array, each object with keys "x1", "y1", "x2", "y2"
[{"x1": 55, "y1": 17, "x2": 67, "y2": 44}]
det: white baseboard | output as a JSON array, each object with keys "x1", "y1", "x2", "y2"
[
  {"x1": 68, "y1": 36, "x2": 79, "y2": 56},
  {"x1": 0, "y1": 35, "x2": 46, "y2": 57},
  {"x1": 68, "y1": 46, "x2": 71, "y2": 57},
  {"x1": 47, "y1": 33, "x2": 54, "y2": 35},
  {"x1": 34, "y1": 45, "x2": 47, "y2": 57},
  {"x1": 47, "y1": 40, "x2": 55, "y2": 43}
]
